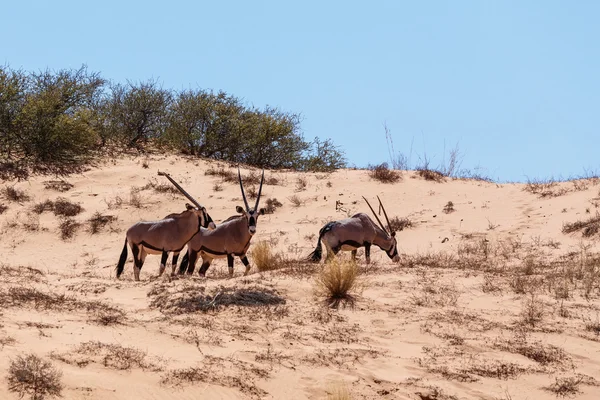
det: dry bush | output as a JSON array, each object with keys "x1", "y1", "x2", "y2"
[
  {"x1": 43, "y1": 180, "x2": 73, "y2": 192},
  {"x1": 52, "y1": 198, "x2": 83, "y2": 217},
  {"x1": 141, "y1": 179, "x2": 179, "y2": 194},
  {"x1": 368, "y1": 163, "x2": 400, "y2": 183},
  {"x1": 520, "y1": 293, "x2": 544, "y2": 327},
  {"x1": 443, "y1": 201, "x2": 455, "y2": 214},
  {"x1": 295, "y1": 176, "x2": 308, "y2": 191},
  {"x1": 59, "y1": 218, "x2": 80, "y2": 240},
  {"x1": 315, "y1": 256, "x2": 361, "y2": 308},
  {"x1": 52, "y1": 341, "x2": 159, "y2": 370},
  {"x1": 494, "y1": 336, "x2": 570, "y2": 366},
  {"x1": 2, "y1": 186, "x2": 30, "y2": 202},
  {"x1": 32, "y1": 200, "x2": 54, "y2": 214},
  {"x1": 545, "y1": 376, "x2": 583, "y2": 397},
  {"x1": 148, "y1": 282, "x2": 286, "y2": 314},
  {"x1": 264, "y1": 198, "x2": 282, "y2": 214},
  {"x1": 585, "y1": 318, "x2": 600, "y2": 335},
  {"x1": 7, "y1": 353, "x2": 63, "y2": 400},
  {"x1": 416, "y1": 168, "x2": 445, "y2": 182},
  {"x1": 22, "y1": 214, "x2": 40, "y2": 231},
  {"x1": 213, "y1": 183, "x2": 223, "y2": 192},
  {"x1": 251, "y1": 241, "x2": 281, "y2": 272},
  {"x1": 562, "y1": 213, "x2": 600, "y2": 238},
  {"x1": 288, "y1": 194, "x2": 303, "y2": 207},
  {"x1": 524, "y1": 178, "x2": 569, "y2": 198},
  {"x1": 0, "y1": 264, "x2": 45, "y2": 284},
  {"x1": 246, "y1": 185, "x2": 258, "y2": 199},
  {"x1": 265, "y1": 175, "x2": 279, "y2": 185},
  {"x1": 205, "y1": 166, "x2": 236, "y2": 182},
  {"x1": 410, "y1": 281, "x2": 460, "y2": 308},
  {"x1": 142, "y1": 160, "x2": 149, "y2": 169},
  {"x1": 129, "y1": 187, "x2": 143, "y2": 208},
  {"x1": 87, "y1": 212, "x2": 116, "y2": 234},
  {"x1": 388, "y1": 216, "x2": 412, "y2": 231},
  {"x1": 0, "y1": 203, "x2": 7, "y2": 214}
]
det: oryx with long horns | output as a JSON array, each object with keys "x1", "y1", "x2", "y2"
[
  {"x1": 115, "y1": 172, "x2": 215, "y2": 281},
  {"x1": 178, "y1": 168, "x2": 265, "y2": 277},
  {"x1": 308, "y1": 196, "x2": 400, "y2": 264}
]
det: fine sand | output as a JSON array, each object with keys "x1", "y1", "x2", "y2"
[{"x1": 1, "y1": 154, "x2": 599, "y2": 399}]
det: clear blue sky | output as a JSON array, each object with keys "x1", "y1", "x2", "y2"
[{"x1": 2, "y1": 1, "x2": 598, "y2": 182}]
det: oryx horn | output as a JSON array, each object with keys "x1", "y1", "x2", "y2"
[
  {"x1": 254, "y1": 170, "x2": 265, "y2": 210},
  {"x1": 362, "y1": 196, "x2": 389, "y2": 234},
  {"x1": 157, "y1": 171, "x2": 203, "y2": 210},
  {"x1": 238, "y1": 168, "x2": 250, "y2": 211},
  {"x1": 377, "y1": 195, "x2": 393, "y2": 233}
]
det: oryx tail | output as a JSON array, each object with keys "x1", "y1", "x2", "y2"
[
  {"x1": 308, "y1": 222, "x2": 335, "y2": 262},
  {"x1": 116, "y1": 239, "x2": 128, "y2": 278}
]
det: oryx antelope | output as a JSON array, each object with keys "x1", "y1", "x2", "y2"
[
  {"x1": 115, "y1": 172, "x2": 215, "y2": 281},
  {"x1": 178, "y1": 168, "x2": 265, "y2": 278},
  {"x1": 308, "y1": 196, "x2": 400, "y2": 264}
]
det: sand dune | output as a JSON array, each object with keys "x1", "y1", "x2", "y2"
[{"x1": 1, "y1": 154, "x2": 599, "y2": 399}]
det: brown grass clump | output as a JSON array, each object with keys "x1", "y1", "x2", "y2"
[
  {"x1": 43, "y1": 180, "x2": 73, "y2": 192},
  {"x1": 141, "y1": 179, "x2": 180, "y2": 194},
  {"x1": 34, "y1": 198, "x2": 83, "y2": 217},
  {"x1": 315, "y1": 256, "x2": 361, "y2": 308},
  {"x1": 129, "y1": 188, "x2": 143, "y2": 208},
  {"x1": 264, "y1": 198, "x2": 283, "y2": 214},
  {"x1": 416, "y1": 168, "x2": 445, "y2": 182},
  {"x1": 87, "y1": 212, "x2": 116, "y2": 234},
  {"x1": 443, "y1": 201, "x2": 455, "y2": 214},
  {"x1": 295, "y1": 176, "x2": 308, "y2": 191},
  {"x1": 368, "y1": 163, "x2": 400, "y2": 183},
  {"x1": 562, "y1": 213, "x2": 600, "y2": 238},
  {"x1": 52, "y1": 341, "x2": 159, "y2": 371},
  {"x1": 251, "y1": 241, "x2": 281, "y2": 272},
  {"x1": 7, "y1": 353, "x2": 63, "y2": 400},
  {"x1": 0, "y1": 203, "x2": 7, "y2": 214},
  {"x1": 59, "y1": 218, "x2": 80, "y2": 240},
  {"x1": 148, "y1": 283, "x2": 286, "y2": 314},
  {"x1": 288, "y1": 195, "x2": 303, "y2": 207},
  {"x1": 545, "y1": 376, "x2": 583, "y2": 397},
  {"x1": 213, "y1": 183, "x2": 223, "y2": 192},
  {"x1": 205, "y1": 166, "x2": 236, "y2": 182},
  {"x1": 520, "y1": 293, "x2": 544, "y2": 327},
  {"x1": 2, "y1": 186, "x2": 30, "y2": 202},
  {"x1": 388, "y1": 216, "x2": 412, "y2": 231}
]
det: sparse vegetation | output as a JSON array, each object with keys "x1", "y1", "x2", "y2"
[
  {"x1": 2, "y1": 186, "x2": 30, "y2": 202},
  {"x1": 7, "y1": 353, "x2": 63, "y2": 400},
  {"x1": 87, "y1": 212, "x2": 116, "y2": 234},
  {"x1": 264, "y1": 198, "x2": 283, "y2": 214},
  {"x1": 296, "y1": 176, "x2": 308, "y2": 191},
  {"x1": 545, "y1": 376, "x2": 583, "y2": 397},
  {"x1": 443, "y1": 201, "x2": 455, "y2": 214},
  {"x1": 213, "y1": 182, "x2": 223, "y2": 192},
  {"x1": 315, "y1": 256, "x2": 361, "y2": 308},
  {"x1": 563, "y1": 213, "x2": 600, "y2": 237},
  {"x1": 368, "y1": 163, "x2": 400, "y2": 183},
  {"x1": 288, "y1": 195, "x2": 303, "y2": 207},
  {"x1": 59, "y1": 218, "x2": 80, "y2": 240},
  {"x1": 0, "y1": 203, "x2": 7, "y2": 214},
  {"x1": 52, "y1": 341, "x2": 159, "y2": 370},
  {"x1": 251, "y1": 241, "x2": 281, "y2": 272},
  {"x1": 43, "y1": 180, "x2": 73, "y2": 192}
]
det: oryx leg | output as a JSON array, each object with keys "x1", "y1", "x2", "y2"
[
  {"x1": 171, "y1": 251, "x2": 180, "y2": 276},
  {"x1": 158, "y1": 251, "x2": 168, "y2": 276},
  {"x1": 240, "y1": 255, "x2": 251, "y2": 276},
  {"x1": 198, "y1": 254, "x2": 212, "y2": 277},
  {"x1": 186, "y1": 251, "x2": 199, "y2": 275},
  {"x1": 131, "y1": 244, "x2": 147, "y2": 281},
  {"x1": 227, "y1": 254, "x2": 234, "y2": 277},
  {"x1": 364, "y1": 243, "x2": 372, "y2": 264}
]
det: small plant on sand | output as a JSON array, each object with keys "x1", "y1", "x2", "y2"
[
  {"x1": 87, "y1": 212, "x2": 116, "y2": 234},
  {"x1": 288, "y1": 195, "x2": 303, "y2": 208},
  {"x1": 52, "y1": 198, "x2": 83, "y2": 217},
  {"x1": 2, "y1": 186, "x2": 30, "y2": 202},
  {"x1": 388, "y1": 216, "x2": 412, "y2": 231},
  {"x1": 545, "y1": 376, "x2": 583, "y2": 397},
  {"x1": 213, "y1": 183, "x2": 223, "y2": 192},
  {"x1": 129, "y1": 187, "x2": 143, "y2": 208},
  {"x1": 43, "y1": 180, "x2": 73, "y2": 192},
  {"x1": 59, "y1": 218, "x2": 80, "y2": 240},
  {"x1": 562, "y1": 213, "x2": 600, "y2": 238},
  {"x1": 295, "y1": 176, "x2": 308, "y2": 191},
  {"x1": 0, "y1": 204, "x2": 7, "y2": 214},
  {"x1": 7, "y1": 353, "x2": 63, "y2": 400},
  {"x1": 368, "y1": 163, "x2": 400, "y2": 183},
  {"x1": 520, "y1": 293, "x2": 544, "y2": 327},
  {"x1": 251, "y1": 241, "x2": 281, "y2": 272},
  {"x1": 443, "y1": 201, "x2": 455, "y2": 214},
  {"x1": 315, "y1": 255, "x2": 361, "y2": 308},
  {"x1": 264, "y1": 198, "x2": 283, "y2": 214}
]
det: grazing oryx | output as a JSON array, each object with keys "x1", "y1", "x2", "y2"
[
  {"x1": 178, "y1": 168, "x2": 265, "y2": 278},
  {"x1": 308, "y1": 196, "x2": 400, "y2": 264},
  {"x1": 115, "y1": 172, "x2": 215, "y2": 281}
]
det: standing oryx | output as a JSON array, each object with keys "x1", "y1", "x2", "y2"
[
  {"x1": 308, "y1": 196, "x2": 400, "y2": 264},
  {"x1": 178, "y1": 168, "x2": 265, "y2": 278},
  {"x1": 115, "y1": 172, "x2": 215, "y2": 281}
]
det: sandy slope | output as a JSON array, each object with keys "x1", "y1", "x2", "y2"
[{"x1": 1, "y1": 154, "x2": 600, "y2": 399}]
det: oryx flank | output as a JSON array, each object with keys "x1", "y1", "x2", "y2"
[
  {"x1": 308, "y1": 196, "x2": 400, "y2": 264},
  {"x1": 115, "y1": 172, "x2": 215, "y2": 281},
  {"x1": 178, "y1": 168, "x2": 265, "y2": 278}
]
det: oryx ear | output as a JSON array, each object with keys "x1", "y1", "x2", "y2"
[
  {"x1": 236, "y1": 205, "x2": 245, "y2": 214},
  {"x1": 185, "y1": 203, "x2": 194, "y2": 210},
  {"x1": 259, "y1": 208, "x2": 265, "y2": 215}
]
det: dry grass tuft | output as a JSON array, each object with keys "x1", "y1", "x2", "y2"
[
  {"x1": 443, "y1": 201, "x2": 455, "y2": 214},
  {"x1": 0, "y1": 264, "x2": 45, "y2": 284},
  {"x1": 0, "y1": 203, "x2": 7, "y2": 214},
  {"x1": 87, "y1": 212, "x2": 116, "y2": 234},
  {"x1": 149, "y1": 283, "x2": 286, "y2": 314},
  {"x1": 288, "y1": 195, "x2": 303, "y2": 207},
  {"x1": 545, "y1": 376, "x2": 583, "y2": 397},
  {"x1": 417, "y1": 168, "x2": 445, "y2": 182},
  {"x1": 388, "y1": 216, "x2": 412, "y2": 231},
  {"x1": 562, "y1": 213, "x2": 600, "y2": 238},
  {"x1": 264, "y1": 198, "x2": 283, "y2": 214},
  {"x1": 326, "y1": 383, "x2": 352, "y2": 400},
  {"x1": 369, "y1": 163, "x2": 400, "y2": 183},
  {"x1": 315, "y1": 256, "x2": 361, "y2": 308},
  {"x1": 7, "y1": 353, "x2": 63, "y2": 400},
  {"x1": 52, "y1": 341, "x2": 159, "y2": 370},
  {"x1": 34, "y1": 198, "x2": 83, "y2": 217},
  {"x1": 205, "y1": 166, "x2": 236, "y2": 182},
  {"x1": 520, "y1": 293, "x2": 545, "y2": 327},
  {"x1": 141, "y1": 179, "x2": 180, "y2": 194},
  {"x1": 43, "y1": 180, "x2": 73, "y2": 192},
  {"x1": 129, "y1": 187, "x2": 143, "y2": 208},
  {"x1": 251, "y1": 241, "x2": 281, "y2": 272},
  {"x1": 295, "y1": 176, "x2": 308, "y2": 191},
  {"x1": 59, "y1": 218, "x2": 80, "y2": 240},
  {"x1": 2, "y1": 186, "x2": 30, "y2": 202}
]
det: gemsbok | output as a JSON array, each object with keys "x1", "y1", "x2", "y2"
[
  {"x1": 308, "y1": 196, "x2": 400, "y2": 264},
  {"x1": 115, "y1": 172, "x2": 215, "y2": 281},
  {"x1": 178, "y1": 168, "x2": 265, "y2": 278}
]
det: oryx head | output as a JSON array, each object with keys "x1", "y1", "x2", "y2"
[
  {"x1": 237, "y1": 168, "x2": 265, "y2": 235},
  {"x1": 363, "y1": 196, "x2": 400, "y2": 262},
  {"x1": 158, "y1": 171, "x2": 216, "y2": 230}
]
